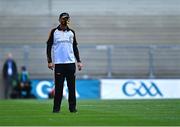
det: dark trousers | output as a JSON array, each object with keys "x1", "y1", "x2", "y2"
[
  {"x1": 4, "y1": 77, "x2": 14, "y2": 99},
  {"x1": 53, "y1": 63, "x2": 76, "y2": 112}
]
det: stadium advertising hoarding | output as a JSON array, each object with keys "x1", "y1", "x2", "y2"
[
  {"x1": 101, "y1": 79, "x2": 180, "y2": 99},
  {"x1": 31, "y1": 79, "x2": 100, "y2": 99},
  {"x1": 30, "y1": 79, "x2": 180, "y2": 99}
]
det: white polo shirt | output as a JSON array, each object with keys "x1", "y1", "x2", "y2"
[{"x1": 52, "y1": 29, "x2": 76, "y2": 64}]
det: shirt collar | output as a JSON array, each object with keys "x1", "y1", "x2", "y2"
[{"x1": 57, "y1": 25, "x2": 70, "y2": 31}]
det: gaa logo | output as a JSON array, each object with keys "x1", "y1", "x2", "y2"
[
  {"x1": 122, "y1": 81, "x2": 163, "y2": 97},
  {"x1": 35, "y1": 80, "x2": 79, "y2": 99},
  {"x1": 36, "y1": 81, "x2": 54, "y2": 98}
]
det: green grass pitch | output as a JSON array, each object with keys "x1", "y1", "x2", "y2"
[{"x1": 0, "y1": 99, "x2": 180, "y2": 126}]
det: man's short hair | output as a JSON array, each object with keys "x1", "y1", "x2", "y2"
[{"x1": 59, "y1": 12, "x2": 70, "y2": 20}]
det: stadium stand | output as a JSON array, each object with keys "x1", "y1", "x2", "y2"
[{"x1": 0, "y1": 0, "x2": 180, "y2": 79}]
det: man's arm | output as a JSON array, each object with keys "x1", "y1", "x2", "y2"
[
  {"x1": 46, "y1": 29, "x2": 55, "y2": 70},
  {"x1": 2, "y1": 62, "x2": 7, "y2": 79},
  {"x1": 46, "y1": 29, "x2": 54, "y2": 63},
  {"x1": 72, "y1": 30, "x2": 83, "y2": 71},
  {"x1": 73, "y1": 42, "x2": 81, "y2": 63},
  {"x1": 72, "y1": 30, "x2": 80, "y2": 62}
]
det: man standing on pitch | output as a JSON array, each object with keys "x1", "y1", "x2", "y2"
[{"x1": 46, "y1": 12, "x2": 83, "y2": 113}]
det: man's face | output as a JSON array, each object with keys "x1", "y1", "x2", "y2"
[{"x1": 60, "y1": 17, "x2": 69, "y2": 26}]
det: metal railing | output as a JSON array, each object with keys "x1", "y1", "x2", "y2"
[{"x1": 0, "y1": 43, "x2": 180, "y2": 79}]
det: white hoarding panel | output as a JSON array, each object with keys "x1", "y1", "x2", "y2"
[{"x1": 101, "y1": 79, "x2": 180, "y2": 99}]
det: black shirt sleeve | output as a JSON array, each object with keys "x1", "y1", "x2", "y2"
[
  {"x1": 46, "y1": 28, "x2": 56, "y2": 63},
  {"x1": 72, "y1": 30, "x2": 81, "y2": 62}
]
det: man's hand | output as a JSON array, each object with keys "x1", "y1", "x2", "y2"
[
  {"x1": 48, "y1": 63, "x2": 54, "y2": 70},
  {"x1": 77, "y1": 62, "x2": 83, "y2": 71}
]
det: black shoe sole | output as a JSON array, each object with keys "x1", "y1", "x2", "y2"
[
  {"x1": 70, "y1": 109, "x2": 77, "y2": 113},
  {"x1": 52, "y1": 110, "x2": 60, "y2": 113}
]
